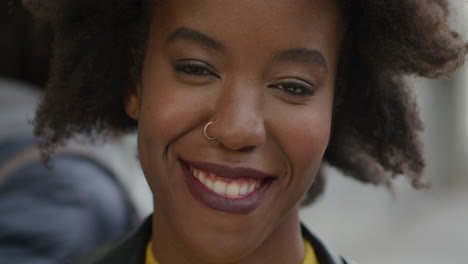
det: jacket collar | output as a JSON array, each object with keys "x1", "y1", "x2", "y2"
[{"x1": 301, "y1": 224, "x2": 344, "y2": 264}]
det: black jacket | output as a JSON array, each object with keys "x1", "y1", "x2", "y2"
[{"x1": 73, "y1": 216, "x2": 356, "y2": 264}]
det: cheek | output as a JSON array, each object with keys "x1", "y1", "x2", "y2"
[
  {"x1": 281, "y1": 111, "x2": 332, "y2": 205},
  {"x1": 288, "y1": 114, "x2": 331, "y2": 176},
  {"x1": 136, "y1": 65, "x2": 219, "y2": 188},
  {"x1": 136, "y1": 74, "x2": 204, "y2": 189},
  {"x1": 137, "y1": 71, "x2": 209, "y2": 151},
  {"x1": 265, "y1": 100, "x2": 332, "y2": 218},
  {"x1": 269, "y1": 99, "x2": 333, "y2": 188},
  {"x1": 138, "y1": 92, "x2": 187, "y2": 142}
]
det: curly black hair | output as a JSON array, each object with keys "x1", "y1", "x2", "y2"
[
  {"x1": 25, "y1": 0, "x2": 467, "y2": 204},
  {"x1": 0, "y1": 0, "x2": 52, "y2": 87}
]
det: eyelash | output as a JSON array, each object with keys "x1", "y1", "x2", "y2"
[
  {"x1": 268, "y1": 81, "x2": 315, "y2": 97},
  {"x1": 174, "y1": 61, "x2": 218, "y2": 78},
  {"x1": 174, "y1": 61, "x2": 315, "y2": 97}
]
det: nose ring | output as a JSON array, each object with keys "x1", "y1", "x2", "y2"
[{"x1": 203, "y1": 121, "x2": 216, "y2": 141}]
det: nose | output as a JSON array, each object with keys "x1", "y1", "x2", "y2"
[{"x1": 209, "y1": 80, "x2": 266, "y2": 151}]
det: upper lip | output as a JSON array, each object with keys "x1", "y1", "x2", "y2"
[{"x1": 181, "y1": 160, "x2": 275, "y2": 180}]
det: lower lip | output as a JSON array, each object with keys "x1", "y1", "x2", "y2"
[{"x1": 180, "y1": 161, "x2": 273, "y2": 215}]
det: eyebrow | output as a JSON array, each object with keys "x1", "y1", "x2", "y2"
[
  {"x1": 166, "y1": 27, "x2": 328, "y2": 71},
  {"x1": 273, "y1": 48, "x2": 328, "y2": 72},
  {"x1": 166, "y1": 27, "x2": 225, "y2": 52}
]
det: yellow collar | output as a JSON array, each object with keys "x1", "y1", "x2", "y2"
[{"x1": 145, "y1": 239, "x2": 318, "y2": 264}]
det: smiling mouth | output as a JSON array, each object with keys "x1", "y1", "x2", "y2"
[
  {"x1": 189, "y1": 166, "x2": 261, "y2": 198},
  {"x1": 180, "y1": 160, "x2": 274, "y2": 214}
]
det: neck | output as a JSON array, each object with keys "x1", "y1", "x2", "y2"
[
  {"x1": 237, "y1": 206, "x2": 304, "y2": 264},
  {"x1": 151, "y1": 205, "x2": 304, "y2": 264}
]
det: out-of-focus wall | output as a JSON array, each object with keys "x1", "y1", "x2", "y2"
[{"x1": 460, "y1": 2, "x2": 468, "y2": 187}]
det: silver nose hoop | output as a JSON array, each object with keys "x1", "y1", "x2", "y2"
[{"x1": 203, "y1": 121, "x2": 216, "y2": 140}]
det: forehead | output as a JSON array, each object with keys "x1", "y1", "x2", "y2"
[{"x1": 150, "y1": 0, "x2": 342, "y2": 52}]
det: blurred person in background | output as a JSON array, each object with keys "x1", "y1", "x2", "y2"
[{"x1": 0, "y1": 1, "x2": 143, "y2": 263}]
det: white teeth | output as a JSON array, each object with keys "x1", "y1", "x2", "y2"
[
  {"x1": 206, "y1": 178, "x2": 214, "y2": 190},
  {"x1": 239, "y1": 184, "x2": 248, "y2": 195},
  {"x1": 226, "y1": 183, "x2": 240, "y2": 196},
  {"x1": 213, "y1": 181, "x2": 227, "y2": 195},
  {"x1": 199, "y1": 172, "x2": 206, "y2": 184},
  {"x1": 247, "y1": 183, "x2": 255, "y2": 193},
  {"x1": 191, "y1": 167, "x2": 261, "y2": 198}
]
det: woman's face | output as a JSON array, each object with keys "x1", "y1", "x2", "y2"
[{"x1": 126, "y1": 0, "x2": 341, "y2": 262}]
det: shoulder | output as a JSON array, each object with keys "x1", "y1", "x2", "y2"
[
  {"x1": 3, "y1": 152, "x2": 126, "y2": 212},
  {"x1": 0, "y1": 140, "x2": 135, "y2": 263}
]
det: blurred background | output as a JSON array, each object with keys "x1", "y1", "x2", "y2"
[
  {"x1": 1, "y1": 1, "x2": 467, "y2": 264},
  {"x1": 300, "y1": 2, "x2": 468, "y2": 263}
]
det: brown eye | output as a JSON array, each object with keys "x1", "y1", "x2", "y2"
[
  {"x1": 174, "y1": 60, "x2": 219, "y2": 78},
  {"x1": 176, "y1": 64, "x2": 211, "y2": 76},
  {"x1": 268, "y1": 80, "x2": 315, "y2": 97}
]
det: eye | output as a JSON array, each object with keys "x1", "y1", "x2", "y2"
[
  {"x1": 268, "y1": 80, "x2": 315, "y2": 97},
  {"x1": 174, "y1": 60, "x2": 219, "y2": 78}
]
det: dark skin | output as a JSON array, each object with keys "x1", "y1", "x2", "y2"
[{"x1": 125, "y1": 0, "x2": 342, "y2": 263}]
